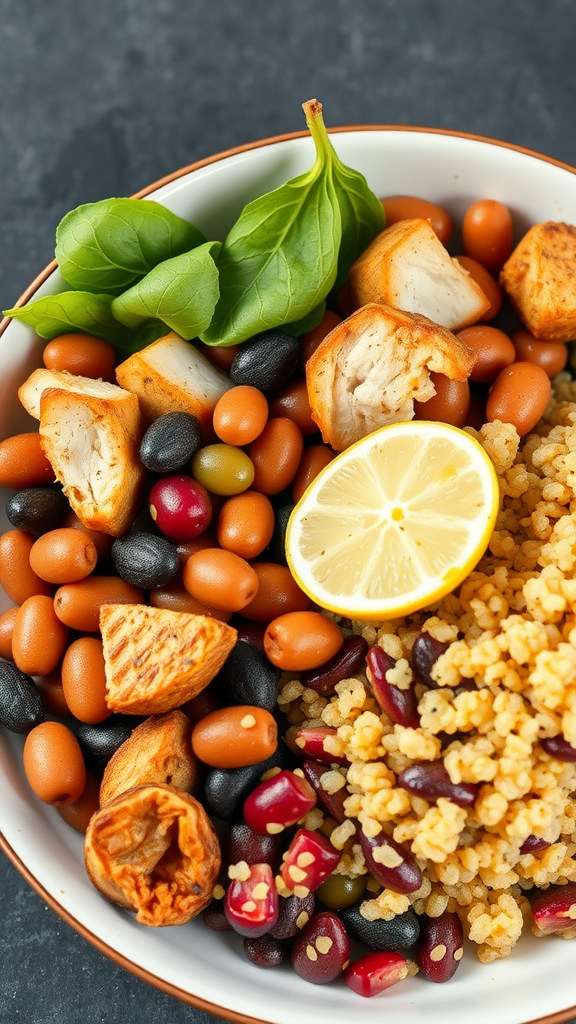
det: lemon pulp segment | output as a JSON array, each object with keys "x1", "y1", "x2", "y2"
[{"x1": 286, "y1": 421, "x2": 499, "y2": 620}]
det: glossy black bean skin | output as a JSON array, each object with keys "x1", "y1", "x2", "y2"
[
  {"x1": 230, "y1": 331, "x2": 299, "y2": 394},
  {"x1": 340, "y1": 904, "x2": 420, "y2": 951},
  {"x1": 243, "y1": 934, "x2": 291, "y2": 968},
  {"x1": 410, "y1": 632, "x2": 449, "y2": 688},
  {"x1": 204, "y1": 742, "x2": 292, "y2": 820},
  {"x1": 300, "y1": 635, "x2": 369, "y2": 695},
  {"x1": 214, "y1": 641, "x2": 281, "y2": 712},
  {"x1": 224, "y1": 821, "x2": 283, "y2": 870},
  {"x1": 76, "y1": 716, "x2": 142, "y2": 770},
  {"x1": 398, "y1": 762, "x2": 478, "y2": 808},
  {"x1": 0, "y1": 661, "x2": 44, "y2": 733},
  {"x1": 6, "y1": 487, "x2": 69, "y2": 536},
  {"x1": 265, "y1": 504, "x2": 293, "y2": 566},
  {"x1": 111, "y1": 532, "x2": 179, "y2": 589},
  {"x1": 139, "y1": 412, "x2": 202, "y2": 473},
  {"x1": 270, "y1": 891, "x2": 316, "y2": 940}
]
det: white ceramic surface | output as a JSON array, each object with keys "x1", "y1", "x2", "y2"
[{"x1": 2, "y1": 128, "x2": 576, "y2": 1024}]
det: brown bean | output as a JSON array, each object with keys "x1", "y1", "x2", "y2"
[
  {"x1": 36, "y1": 668, "x2": 72, "y2": 718},
  {"x1": 217, "y1": 491, "x2": 275, "y2": 559},
  {"x1": 414, "y1": 373, "x2": 470, "y2": 427},
  {"x1": 0, "y1": 606, "x2": 18, "y2": 660},
  {"x1": 29, "y1": 528, "x2": 98, "y2": 584},
  {"x1": 248, "y1": 418, "x2": 304, "y2": 495},
  {"x1": 270, "y1": 379, "x2": 317, "y2": 436},
  {"x1": 12, "y1": 595, "x2": 69, "y2": 675},
  {"x1": 0, "y1": 530, "x2": 53, "y2": 604},
  {"x1": 381, "y1": 195, "x2": 453, "y2": 244},
  {"x1": 486, "y1": 361, "x2": 551, "y2": 435},
  {"x1": 299, "y1": 310, "x2": 342, "y2": 367},
  {"x1": 292, "y1": 445, "x2": 334, "y2": 503},
  {"x1": 53, "y1": 577, "x2": 144, "y2": 631},
  {"x1": 264, "y1": 611, "x2": 343, "y2": 671},
  {"x1": 511, "y1": 329, "x2": 568, "y2": 378},
  {"x1": 191, "y1": 705, "x2": 277, "y2": 768},
  {"x1": 196, "y1": 340, "x2": 240, "y2": 371},
  {"x1": 241, "y1": 562, "x2": 310, "y2": 623},
  {"x1": 42, "y1": 333, "x2": 117, "y2": 381},
  {"x1": 456, "y1": 325, "x2": 515, "y2": 384},
  {"x1": 57, "y1": 773, "x2": 101, "y2": 833},
  {"x1": 61, "y1": 637, "x2": 110, "y2": 724},
  {"x1": 150, "y1": 582, "x2": 231, "y2": 621},
  {"x1": 23, "y1": 720, "x2": 86, "y2": 805},
  {"x1": 176, "y1": 533, "x2": 219, "y2": 567},
  {"x1": 0, "y1": 433, "x2": 54, "y2": 490},
  {"x1": 454, "y1": 256, "x2": 503, "y2": 322},
  {"x1": 62, "y1": 510, "x2": 114, "y2": 560},
  {"x1": 183, "y1": 549, "x2": 259, "y2": 612}
]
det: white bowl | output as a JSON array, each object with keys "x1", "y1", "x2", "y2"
[{"x1": 2, "y1": 126, "x2": 576, "y2": 1024}]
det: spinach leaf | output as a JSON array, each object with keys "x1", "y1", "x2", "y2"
[
  {"x1": 330, "y1": 144, "x2": 385, "y2": 292},
  {"x1": 282, "y1": 299, "x2": 326, "y2": 337},
  {"x1": 111, "y1": 241, "x2": 221, "y2": 340},
  {"x1": 3, "y1": 292, "x2": 164, "y2": 352},
  {"x1": 55, "y1": 198, "x2": 206, "y2": 296},
  {"x1": 200, "y1": 101, "x2": 342, "y2": 347}
]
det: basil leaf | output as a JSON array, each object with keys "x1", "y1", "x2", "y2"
[
  {"x1": 55, "y1": 198, "x2": 206, "y2": 295},
  {"x1": 111, "y1": 241, "x2": 221, "y2": 340},
  {"x1": 3, "y1": 292, "x2": 164, "y2": 352},
  {"x1": 282, "y1": 300, "x2": 326, "y2": 337},
  {"x1": 200, "y1": 103, "x2": 342, "y2": 347}
]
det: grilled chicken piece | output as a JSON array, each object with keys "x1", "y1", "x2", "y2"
[
  {"x1": 99, "y1": 711, "x2": 199, "y2": 807},
  {"x1": 306, "y1": 303, "x2": 476, "y2": 452},
  {"x1": 100, "y1": 603, "x2": 237, "y2": 714},
  {"x1": 349, "y1": 218, "x2": 490, "y2": 331},
  {"x1": 115, "y1": 331, "x2": 232, "y2": 433},
  {"x1": 19, "y1": 369, "x2": 132, "y2": 421},
  {"x1": 500, "y1": 221, "x2": 576, "y2": 342},
  {"x1": 39, "y1": 386, "x2": 144, "y2": 536}
]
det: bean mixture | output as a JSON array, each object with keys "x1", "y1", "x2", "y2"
[{"x1": 2, "y1": 190, "x2": 576, "y2": 1000}]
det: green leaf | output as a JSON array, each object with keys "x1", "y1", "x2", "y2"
[
  {"x1": 3, "y1": 292, "x2": 165, "y2": 352},
  {"x1": 55, "y1": 198, "x2": 206, "y2": 295},
  {"x1": 281, "y1": 299, "x2": 326, "y2": 337},
  {"x1": 111, "y1": 241, "x2": 221, "y2": 340},
  {"x1": 200, "y1": 101, "x2": 342, "y2": 347},
  {"x1": 331, "y1": 150, "x2": 385, "y2": 291}
]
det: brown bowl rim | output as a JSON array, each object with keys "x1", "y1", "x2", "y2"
[{"x1": 2, "y1": 122, "x2": 576, "y2": 1024}]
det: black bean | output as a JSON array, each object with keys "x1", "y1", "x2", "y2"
[
  {"x1": 77, "y1": 715, "x2": 142, "y2": 771},
  {"x1": 270, "y1": 891, "x2": 316, "y2": 939},
  {"x1": 340, "y1": 904, "x2": 420, "y2": 951},
  {"x1": 111, "y1": 532, "x2": 179, "y2": 589},
  {"x1": 214, "y1": 641, "x2": 281, "y2": 712},
  {"x1": 0, "y1": 662, "x2": 44, "y2": 733},
  {"x1": 204, "y1": 741, "x2": 292, "y2": 820},
  {"x1": 139, "y1": 412, "x2": 202, "y2": 473},
  {"x1": 6, "y1": 487, "x2": 68, "y2": 535},
  {"x1": 230, "y1": 331, "x2": 299, "y2": 394},
  {"x1": 265, "y1": 504, "x2": 293, "y2": 566}
]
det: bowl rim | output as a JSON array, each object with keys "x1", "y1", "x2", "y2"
[{"x1": 2, "y1": 122, "x2": 576, "y2": 1024}]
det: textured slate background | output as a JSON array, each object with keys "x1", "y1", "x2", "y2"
[{"x1": 2, "y1": 0, "x2": 576, "y2": 1021}]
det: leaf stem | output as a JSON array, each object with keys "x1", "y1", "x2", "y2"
[{"x1": 302, "y1": 99, "x2": 334, "y2": 169}]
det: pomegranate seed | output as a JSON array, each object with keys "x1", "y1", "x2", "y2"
[
  {"x1": 366, "y1": 646, "x2": 419, "y2": 728},
  {"x1": 398, "y1": 762, "x2": 478, "y2": 808},
  {"x1": 149, "y1": 474, "x2": 212, "y2": 542},
  {"x1": 243, "y1": 769, "x2": 317, "y2": 835},
  {"x1": 300, "y1": 635, "x2": 369, "y2": 695},
  {"x1": 417, "y1": 911, "x2": 464, "y2": 982},
  {"x1": 410, "y1": 631, "x2": 449, "y2": 688},
  {"x1": 519, "y1": 834, "x2": 552, "y2": 855},
  {"x1": 344, "y1": 950, "x2": 409, "y2": 997},
  {"x1": 293, "y1": 726, "x2": 348, "y2": 766},
  {"x1": 541, "y1": 735, "x2": 576, "y2": 761},
  {"x1": 302, "y1": 759, "x2": 348, "y2": 823},
  {"x1": 291, "y1": 911, "x2": 350, "y2": 984},
  {"x1": 224, "y1": 821, "x2": 283, "y2": 870},
  {"x1": 224, "y1": 862, "x2": 278, "y2": 937},
  {"x1": 280, "y1": 828, "x2": 342, "y2": 896},
  {"x1": 359, "y1": 830, "x2": 422, "y2": 894},
  {"x1": 243, "y1": 933, "x2": 291, "y2": 968},
  {"x1": 531, "y1": 883, "x2": 576, "y2": 933},
  {"x1": 270, "y1": 890, "x2": 316, "y2": 939}
]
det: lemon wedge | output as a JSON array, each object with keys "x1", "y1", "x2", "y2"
[{"x1": 286, "y1": 420, "x2": 499, "y2": 621}]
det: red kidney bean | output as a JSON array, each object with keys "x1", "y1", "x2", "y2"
[
  {"x1": 202, "y1": 902, "x2": 233, "y2": 932},
  {"x1": 358, "y1": 829, "x2": 422, "y2": 894},
  {"x1": 302, "y1": 760, "x2": 348, "y2": 823},
  {"x1": 224, "y1": 862, "x2": 278, "y2": 937},
  {"x1": 291, "y1": 911, "x2": 350, "y2": 984},
  {"x1": 366, "y1": 646, "x2": 419, "y2": 728},
  {"x1": 344, "y1": 950, "x2": 409, "y2": 997},
  {"x1": 243, "y1": 933, "x2": 291, "y2": 968},
  {"x1": 300, "y1": 634, "x2": 369, "y2": 696},
  {"x1": 243, "y1": 770, "x2": 316, "y2": 835},
  {"x1": 270, "y1": 891, "x2": 316, "y2": 940},
  {"x1": 531, "y1": 883, "x2": 576, "y2": 933},
  {"x1": 280, "y1": 828, "x2": 342, "y2": 895},
  {"x1": 397, "y1": 762, "x2": 478, "y2": 808},
  {"x1": 292, "y1": 726, "x2": 348, "y2": 766},
  {"x1": 417, "y1": 911, "x2": 464, "y2": 982},
  {"x1": 235, "y1": 621, "x2": 267, "y2": 651},
  {"x1": 541, "y1": 735, "x2": 576, "y2": 761},
  {"x1": 410, "y1": 631, "x2": 449, "y2": 688},
  {"x1": 519, "y1": 834, "x2": 552, "y2": 855},
  {"x1": 224, "y1": 821, "x2": 283, "y2": 871}
]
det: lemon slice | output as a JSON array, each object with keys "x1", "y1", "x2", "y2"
[{"x1": 286, "y1": 420, "x2": 499, "y2": 621}]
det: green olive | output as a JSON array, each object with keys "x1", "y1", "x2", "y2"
[
  {"x1": 316, "y1": 872, "x2": 367, "y2": 910},
  {"x1": 192, "y1": 444, "x2": 255, "y2": 496}
]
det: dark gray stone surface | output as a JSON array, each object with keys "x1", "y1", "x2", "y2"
[{"x1": 1, "y1": 0, "x2": 576, "y2": 1021}]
